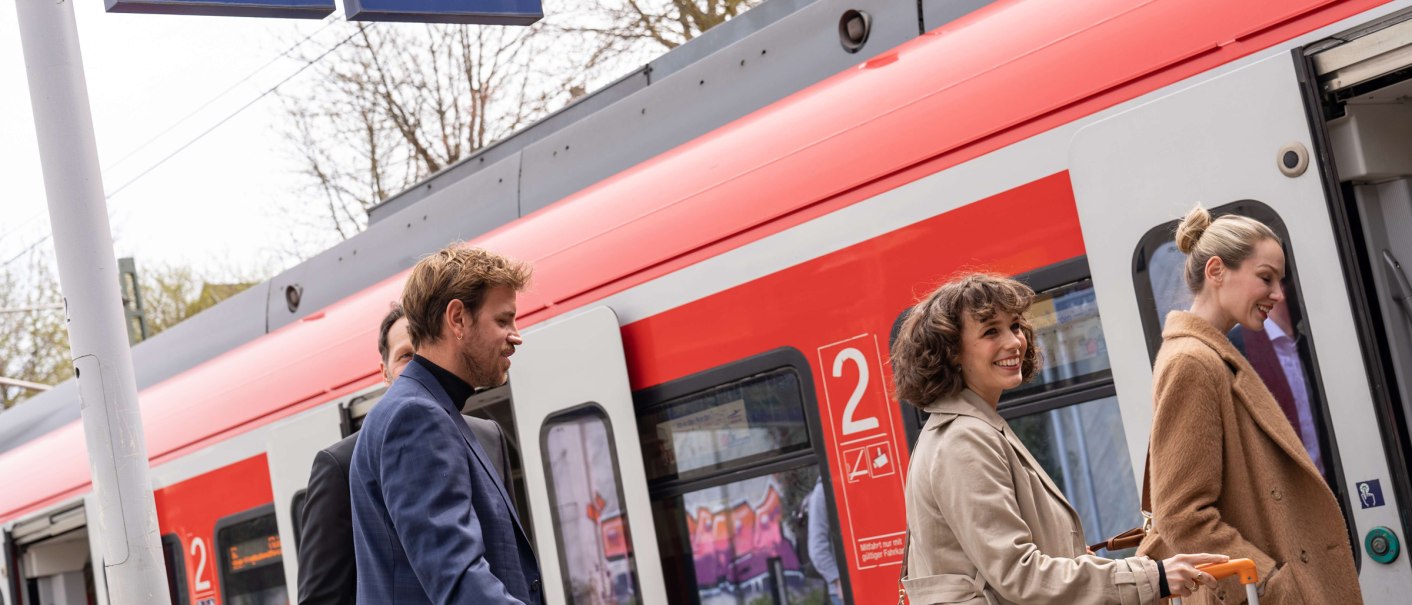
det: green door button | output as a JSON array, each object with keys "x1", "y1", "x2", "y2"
[{"x1": 1365, "y1": 526, "x2": 1400, "y2": 564}]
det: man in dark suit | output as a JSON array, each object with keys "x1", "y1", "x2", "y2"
[
  {"x1": 351, "y1": 246, "x2": 540, "y2": 604},
  {"x1": 296, "y1": 305, "x2": 515, "y2": 605}
]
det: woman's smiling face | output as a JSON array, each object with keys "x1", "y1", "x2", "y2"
[
  {"x1": 958, "y1": 309, "x2": 1028, "y2": 405},
  {"x1": 1214, "y1": 238, "x2": 1286, "y2": 332}
]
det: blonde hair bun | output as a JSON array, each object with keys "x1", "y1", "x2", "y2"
[{"x1": 1175, "y1": 205, "x2": 1212, "y2": 254}]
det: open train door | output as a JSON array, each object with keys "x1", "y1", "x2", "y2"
[
  {"x1": 1069, "y1": 49, "x2": 1412, "y2": 601},
  {"x1": 508, "y1": 306, "x2": 667, "y2": 605}
]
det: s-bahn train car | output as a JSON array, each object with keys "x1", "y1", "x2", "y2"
[{"x1": 5, "y1": 0, "x2": 1412, "y2": 603}]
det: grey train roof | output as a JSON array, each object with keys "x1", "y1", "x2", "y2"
[{"x1": 0, "y1": 0, "x2": 997, "y2": 455}]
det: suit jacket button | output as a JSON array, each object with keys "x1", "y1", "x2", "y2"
[
  {"x1": 531, "y1": 579, "x2": 541, "y2": 592},
  {"x1": 1300, "y1": 550, "x2": 1309, "y2": 563},
  {"x1": 1271, "y1": 489, "x2": 1282, "y2": 501}
]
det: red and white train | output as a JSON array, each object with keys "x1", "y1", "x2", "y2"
[{"x1": 5, "y1": 0, "x2": 1412, "y2": 603}]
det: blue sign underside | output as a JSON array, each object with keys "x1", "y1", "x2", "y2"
[
  {"x1": 105, "y1": 0, "x2": 333, "y2": 19},
  {"x1": 342, "y1": 0, "x2": 542, "y2": 25}
]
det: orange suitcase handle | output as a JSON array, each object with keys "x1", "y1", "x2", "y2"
[{"x1": 1196, "y1": 558, "x2": 1259, "y2": 585}]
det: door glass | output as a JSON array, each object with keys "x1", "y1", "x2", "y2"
[
  {"x1": 544, "y1": 407, "x2": 641, "y2": 605},
  {"x1": 1132, "y1": 203, "x2": 1329, "y2": 476}
]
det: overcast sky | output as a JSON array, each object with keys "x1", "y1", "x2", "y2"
[{"x1": 1, "y1": 3, "x2": 358, "y2": 279}]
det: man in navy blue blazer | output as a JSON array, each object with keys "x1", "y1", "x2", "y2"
[{"x1": 350, "y1": 245, "x2": 540, "y2": 604}]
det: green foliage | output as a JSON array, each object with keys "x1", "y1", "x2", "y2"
[{"x1": 0, "y1": 254, "x2": 261, "y2": 409}]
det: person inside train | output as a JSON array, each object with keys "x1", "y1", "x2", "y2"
[
  {"x1": 295, "y1": 304, "x2": 515, "y2": 605},
  {"x1": 1225, "y1": 289, "x2": 1324, "y2": 475},
  {"x1": 350, "y1": 245, "x2": 541, "y2": 604},
  {"x1": 893, "y1": 272, "x2": 1225, "y2": 604},
  {"x1": 805, "y1": 477, "x2": 843, "y2": 605},
  {"x1": 1139, "y1": 206, "x2": 1361, "y2": 604}
]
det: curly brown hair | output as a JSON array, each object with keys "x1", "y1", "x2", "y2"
[{"x1": 891, "y1": 273, "x2": 1042, "y2": 406}]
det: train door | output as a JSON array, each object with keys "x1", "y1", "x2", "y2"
[
  {"x1": 7, "y1": 503, "x2": 96, "y2": 605},
  {"x1": 509, "y1": 306, "x2": 668, "y2": 605},
  {"x1": 1068, "y1": 49, "x2": 1412, "y2": 600},
  {"x1": 1306, "y1": 6, "x2": 1412, "y2": 572},
  {"x1": 264, "y1": 402, "x2": 345, "y2": 600}
]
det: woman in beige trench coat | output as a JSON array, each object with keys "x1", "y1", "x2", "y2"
[
  {"x1": 894, "y1": 273, "x2": 1224, "y2": 605},
  {"x1": 1139, "y1": 207, "x2": 1362, "y2": 605}
]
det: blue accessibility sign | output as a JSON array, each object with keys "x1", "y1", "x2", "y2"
[{"x1": 1357, "y1": 479, "x2": 1386, "y2": 509}]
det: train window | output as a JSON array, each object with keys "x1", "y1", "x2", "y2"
[
  {"x1": 1003, "y1": 278, "x2": 1112, "y2": 401},
  {"x1": 214, "y1": 505, "x2": 287, "y2": 605},
  {"x1": 1003, "y1": 272, "x2": 1140, "y2": 550},
  {"x1": 542, "y1": 406, "x2": 642, "y2": 605},
  {"x1": 161, "y1": 533, "x2": 190, "y2": 605},
  {"x1": 635, "y1": 349, "x2": 840, "y2": 605},
  {"x1": 638, "y1": 367, "x2": 810, "y2": 483},
  {"x1": 1133, "y1": 201, "x2": 1332, "y2": 476}
]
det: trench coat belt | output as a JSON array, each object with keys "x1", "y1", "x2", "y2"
[{"x1": 901, "y1": 571, "x2": 996, "y2": 604}]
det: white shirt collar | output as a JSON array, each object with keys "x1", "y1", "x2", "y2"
[{"x1": 1263, "y1": 317, "x2": 1291, "y2": 342}]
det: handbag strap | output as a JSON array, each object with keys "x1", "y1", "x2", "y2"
[{"x1": 897, "y1": 529, "x2": 911, "y2": 605}]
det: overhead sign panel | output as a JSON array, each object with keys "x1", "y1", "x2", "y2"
[
  {"x1": 105, "y1": 0, "x2": 334, "y2": 18},
  {"x1": 342, "y1": 0, "x2": 542, "y2": 25}
]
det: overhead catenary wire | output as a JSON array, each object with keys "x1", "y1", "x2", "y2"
[
  {"x1": 103, "y1": 25, "x2": 366, "y2": 201},
  {"x1": 103, "y1": 15, "x2": 342, "y2": 172},
  {"x1": 2, "y1": 21, "x2": 370, "y2": 270}
]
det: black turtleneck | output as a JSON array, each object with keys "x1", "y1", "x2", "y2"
[{"x1": 413, "y1": 354, "x2": 475, "y2": 411}]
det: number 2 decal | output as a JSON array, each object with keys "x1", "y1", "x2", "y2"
[
  {"x1": 191, "y1": 537, "x2": 213, "y2": 591},
  {"x1": 833, "y1": 347, "x2": 880, "y2": 435}
]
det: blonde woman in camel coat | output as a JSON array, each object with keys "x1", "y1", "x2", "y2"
[
  {"x1": 1139, "y1": 207, "x2": 1362, "y2": 604},
  {"x1": 895, "y1": 274, "x2": 1224, "y2": 605}
]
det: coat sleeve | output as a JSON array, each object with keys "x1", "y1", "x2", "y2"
[
  {"x1": 1149, "y1": 352, "x2": 1280, "y2": 577},
  {"x1": 377, "y1": 400, "x2": 525, "y2": 605},
  {"x1": 932, "y1": 419, "x2": 1161, "y2": 605},
  {"x1": 296, "y1": 449, "x2": 356, "y2": 605}
]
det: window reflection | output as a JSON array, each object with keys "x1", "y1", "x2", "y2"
[
  {"x1": 658, "y1": 466, "x2": 829, "y2": 605},
  {"x1": 639, "y1": 369, "x2": 809, "y2": 482},
  {"x1": 544, "y1": 409, "x2": 640, "y2": 605},
  {"x1": 1009, "y1": 397, "x2": 1141, "y2": 549},
  {"x1": 1007, "y1": 280, "x2": 1112, "y2": 400}
]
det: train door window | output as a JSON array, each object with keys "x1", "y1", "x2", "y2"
[
  {"x1": 161, "y1": 533, "x2": 189, "y2": 605},
  {"x1": 214, "y1": 505, "x2": 287, "y2": 605},
  {"x1": 634, "y1": 349, "x2": 841, "y2": 605},
  {"x1": 542, "y1": 406, "x2": 642, "y2": 605},
  {"x1": 1133, "y1": 201, "x2": 1332, "y2": 477}
]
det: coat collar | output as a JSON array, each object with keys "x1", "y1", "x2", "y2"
[
  {"x1": 922, "y1": 389, "x2": 1078, "y2": 520},
  {"x1": 921, "y1": 388, "x2": 1006, "y2": 430},
  {"x1": 1162, "y1": 311, "x2": 1323, "y2": 480}
]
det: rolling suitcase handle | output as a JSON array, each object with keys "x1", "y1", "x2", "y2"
[{"x1": 1170, "y1": 557, "x2": 1260, "y2": 604}]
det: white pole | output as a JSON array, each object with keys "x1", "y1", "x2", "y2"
[{"x1": 13, "y1": 1, "x2": 172, "y2": 603}]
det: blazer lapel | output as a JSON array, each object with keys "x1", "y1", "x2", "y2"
[
  {"x1": 1163, "y1": 312, "x2": 1323, "y2": 482},
  {"x1": 402, "y1": 362, "x2": 529, "y2": 537}
]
